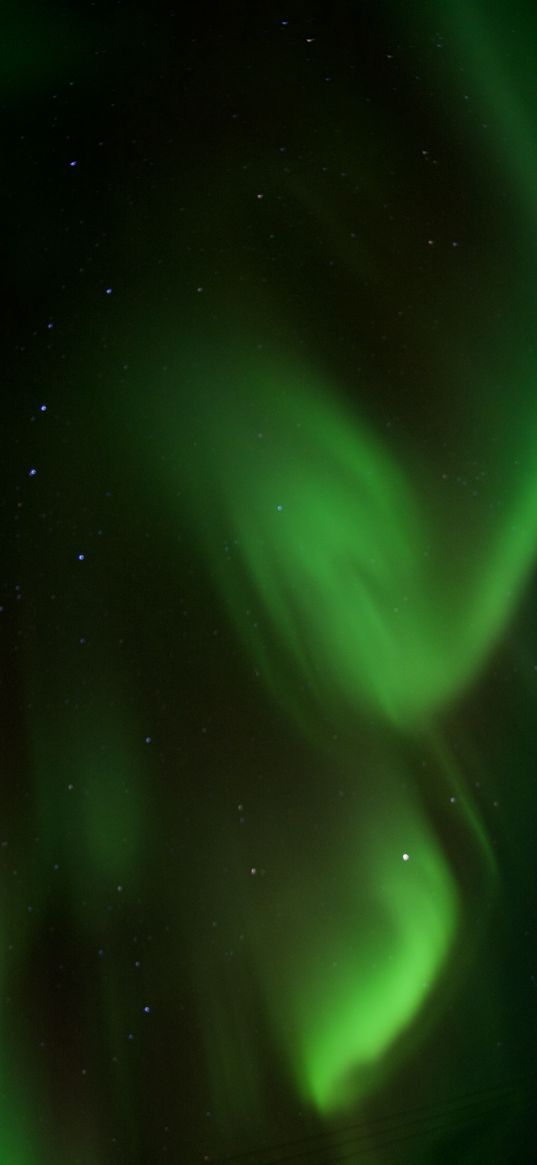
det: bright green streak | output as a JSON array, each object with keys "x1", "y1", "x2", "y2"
[{"x1": 280, "y1": 790, "x2": 458, "y2": 1113}]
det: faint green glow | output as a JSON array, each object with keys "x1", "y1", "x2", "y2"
[
  {"x1": 426, "y1": 1, "x2": 537, "y2": 236},
  {"x1": 26, "y1": 668, "x2": 144, "y2": 902},
  {"x1": 0, "y1": 2, "x2": 82, "y2": 95}
]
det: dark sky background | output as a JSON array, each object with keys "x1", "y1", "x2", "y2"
[{"x1": 2, "y1": 2, "x2": 537, "y2": 1163}]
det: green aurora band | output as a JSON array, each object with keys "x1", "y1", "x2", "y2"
[
  {"x1": 158, "y1": 13, "x2": 537, "y2": 1114},
  {"x1": 163, "y1": 334, "x2": 537, "y2": 1116},
  {"x1": 179, "y1": 349, "x2": 537, "y2": 733}
]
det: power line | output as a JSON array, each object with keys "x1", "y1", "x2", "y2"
[{"x1": 203, "y1": 1073, "x2": 534, "y2": 1165}]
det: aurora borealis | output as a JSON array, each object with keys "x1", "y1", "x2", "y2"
[{"x1": 3, "y1": 1, "x2": 537, "y2": 1162}]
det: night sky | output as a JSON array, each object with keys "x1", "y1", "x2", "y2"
[{"x1": 3, "y1": 2, "x2": 537, "y2": 1162}]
